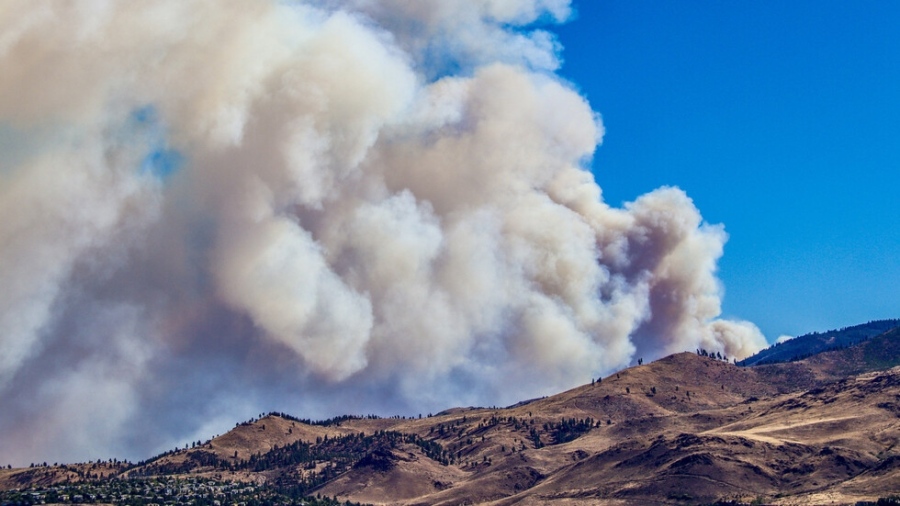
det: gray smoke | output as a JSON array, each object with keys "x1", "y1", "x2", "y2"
[{"x1": 0, "y1": 0, "x2": 765, "y2": 465}]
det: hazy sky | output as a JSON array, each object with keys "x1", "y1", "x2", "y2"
[{"x1": 555, "y1": 0, "x2": 900, "y2": 339}]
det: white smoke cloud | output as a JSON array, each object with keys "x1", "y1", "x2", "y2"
[
  {"x1": 776, "y1": 334, "x2": 795, "y2": 344},
  {"x1": 0, "y1": 0, "x2": 766, "y2": 465}
]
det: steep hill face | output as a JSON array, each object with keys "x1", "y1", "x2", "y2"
[
  {"x1": 739, "y1": 319, "x2": 900, "y2": 366},
  {"x1": 3, "y1": 351, "x2": 900, "y2": 505}
]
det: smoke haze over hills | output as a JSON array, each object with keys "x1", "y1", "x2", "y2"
[{"x1": 0, "y1": 0, "x2": 765, "y2": 465}]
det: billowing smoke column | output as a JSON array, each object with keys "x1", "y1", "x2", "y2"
[{"x1": 0, "y1": 0, "x2": 765, "y2": 465}]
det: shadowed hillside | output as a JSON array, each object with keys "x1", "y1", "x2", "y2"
[
  {"x1": 749, "y1": 325, "x2": 900, "y2": 393},
  {"x1": 739, "y1": 319, "x2": 900, "y2": 367}
]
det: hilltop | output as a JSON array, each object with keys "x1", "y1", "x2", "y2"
[{"x1": 3, "y1": 331, "x2": 900, "y2": 505}]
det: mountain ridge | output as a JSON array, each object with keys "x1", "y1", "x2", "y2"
[
  {"x1": 739, "y1": 319, "x2": 900, "y2": 367},
  {"x1": 3, "y1": 327, "x2": 900, "y2": 505}
]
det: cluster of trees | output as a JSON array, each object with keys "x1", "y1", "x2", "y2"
[
  {"x1": 233, "y1": 412, "x2": 382, "y2": 430},
  {"x1": 425, "y1": 412, "x2": 600, "y2": 453},
  {"x1": 529, "y1": 426, "x2": 543, "y2": 449},
  {"x1": 9, "y1": 461, "x2": 131, "y2": 483},
  {"x1": 258, "y1": 431, "x2": 447, "y2": 493},
  {"x1": 524, "y1": 417, "x2": 603, "y2": 449},
  {"x1": 266, "y1": 412, "x2": 380, "y2": 427},
  {"x1": 131, "y1": 429, "x2": 450, "y2": 494},
  {"x1": 0, "y1": 477, "x2": 366, "y2": 506},
  {"x1": 697, "y1": 348, "x2": 731, "y2": 362},
  {"x1": 544, "y1": 418, "x2": 596, "y2": 445}
]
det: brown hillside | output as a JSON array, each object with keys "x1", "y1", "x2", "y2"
[
  {"x1": 4, "y1": 351, "x2": 900, "y2": 505},
  {"x1": 314, "y1": 354, "x2": 900, "y2": 504}
]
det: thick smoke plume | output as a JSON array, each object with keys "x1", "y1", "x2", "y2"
[{"x1": 0, "y1": 0, "x2": 765, "y2": 465}]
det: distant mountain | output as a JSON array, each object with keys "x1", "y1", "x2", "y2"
[
  {"x1": 747, "y1": 325, "x2": 900, "y2": 395},
  {"x1": 738, "y1": 319, "x2": 900, "y2": 366},
  {"x1": 4, "y1": 343, "x2": 900, "y2": 505}
]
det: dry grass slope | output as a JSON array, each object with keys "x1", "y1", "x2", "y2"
[{"x1": 4, "y1": 331, "x2": 900, "y2": 505}]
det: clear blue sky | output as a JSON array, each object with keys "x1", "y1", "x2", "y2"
[{"x1": 552, "y1": 1, "x2": 899, "y2": 341}]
